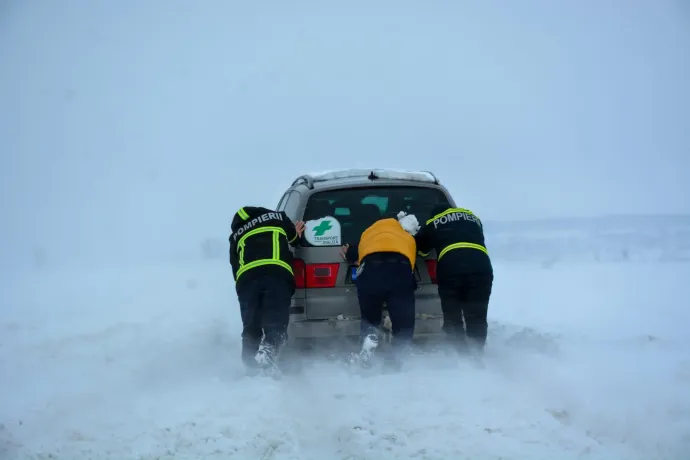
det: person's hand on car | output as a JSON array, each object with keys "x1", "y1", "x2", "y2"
[
  {"x1": 340, "y1": 244, "x2": 349, "y2": 260},
  {"x1": 295, "y1": 221, "x2": 305, "y2": 237}
]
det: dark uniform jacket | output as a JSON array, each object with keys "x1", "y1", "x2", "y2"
[
  {"x1": 229, "y1": 206, "x2": 300, "y2": 292},
  {"x1": 415, "y1": 205, "x2": 493, "y2": 282}
]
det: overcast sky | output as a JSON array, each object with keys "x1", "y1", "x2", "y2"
[{"x1": 1, "y1": 0, "x2": 688, "y2": 268}]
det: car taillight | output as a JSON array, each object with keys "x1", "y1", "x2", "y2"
[
  {"x1": 425, "y1": 259, "x2": 437, "y2": 284},
  {"x1": 292, "y1": 259, "x2": 306, "y2": 288},
  {"x1": 292, "y1": 259, "x2": 339, "y2": 288}
]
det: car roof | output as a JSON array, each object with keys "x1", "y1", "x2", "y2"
[{"x1": 289, "y1": 168, "x2": 443, "y2": 191}]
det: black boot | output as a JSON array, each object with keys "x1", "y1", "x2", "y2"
[
  {"x1": 257, "y1": 331, "x2": 287, "y2": 373},
  {"x1": 241, "y1": 335, "x2": 261, "y2": 376},
  {"x1": 349, "y1": 325, "x2": 380, "y2": 369},
  {"x1": 382, "y1": 336, "x2": 414, "y2": 373},
  {"x1": 466, "y1": 336, "x2": 486, "y2": 368},
  {"x1": 442, "y1": 321, "x2": 468, "y2": 356}
]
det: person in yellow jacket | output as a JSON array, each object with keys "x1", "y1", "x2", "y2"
[{"x1": 339, "y1": 211, "x2": 421, "y2": 369}]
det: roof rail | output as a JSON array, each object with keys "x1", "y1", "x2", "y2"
[
  {"x1": 290, "y1": 169, "x2": 440, "y2": 190},
  {"x1": 291, "y1": 174, "x2": 314, "y2": 188},
  {"x1": 420, "y1": 170, "x2": 440, "y2": 184}
]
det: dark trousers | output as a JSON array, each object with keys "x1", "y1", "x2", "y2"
[
  {"x1": 438, "y1": 272, "x2": 493, "y2": 349},
  {"x1": 237, "y1": 273, "x2": 293, "y2": 367},
  {"x1": 355, "y1": 254, "x2": 416, "y2": 343}
]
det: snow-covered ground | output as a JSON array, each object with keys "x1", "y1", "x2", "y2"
[
  {"x1": 2, "y1": 220, "x2": 690, "y2": 460},
  {"x1": 2, "y1": 1, "x2": 689, "y2": 458}
]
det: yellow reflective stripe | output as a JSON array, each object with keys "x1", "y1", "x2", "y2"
[
  {"x1": 234, "y1": 226, "x2": 292, "y2": 280},
  {"x1": 438, "y1": 242, "x2": 488, "y2": 261},
  {"x1": 238, "y1": 226, "x2": 286, "y2": 247},
  {"x1": 288, "y1": 231, "x2": 298, "y2": 243},
  {"x1": 236, "y1": 259, "x2": 293, "y2": 279},
  {"x1": 418, "y1": 250, "x2": 430, "y2": 257},
  {"x1": 238, "y1": 208, "x2": 250, "y2": 220},
  {"x1": 426, "y1": 207, "x2": 478, "y2": 225}
]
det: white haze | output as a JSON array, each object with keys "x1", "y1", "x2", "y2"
[
  {"x1": 1, "y1": 1, "x2": 690, "y2": 459},
  {"x1": 1, "y1": 0, "x2": 689, "y2": 271}
]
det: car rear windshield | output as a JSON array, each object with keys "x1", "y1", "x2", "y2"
[{"x1": 301, "y1": 186, "x2": 451, "y2": 246}]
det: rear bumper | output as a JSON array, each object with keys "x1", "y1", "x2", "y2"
[{"x1": 288, "y1": 313, "x2": 444, "y2": 339}]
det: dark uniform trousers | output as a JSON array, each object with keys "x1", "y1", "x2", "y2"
[
  {"x1": 355, "y1": 252, "x2": 416, "y2": 342},
  {"x1": 236, "y1": 273, "x2": 293, "y2": 367},
  {"x1": 438, "y1": 271, "x2": 493, "y2": 350}
]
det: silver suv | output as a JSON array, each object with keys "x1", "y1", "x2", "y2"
[{"x1": 276, "y1": 169, "x2": 457, "y2": 343}]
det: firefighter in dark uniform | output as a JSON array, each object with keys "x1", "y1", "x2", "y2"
[
  {"x1": 340, "y1": 212, "x2": 419, "y2": 370},
  {"x1": 415, "y1": 205, "x2": 494, "y2": 359},
  {"x1": 229, "y1": 206, "x2": 304, "y2": 374}
]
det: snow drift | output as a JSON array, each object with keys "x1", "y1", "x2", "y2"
[{"x1": 2, "y1": 219, "x2": 690, "y2": 459}]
